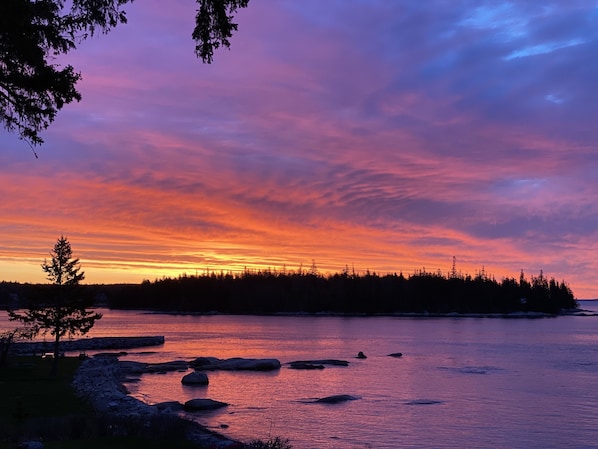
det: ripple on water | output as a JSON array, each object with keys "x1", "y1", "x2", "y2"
[{"x1": 438, "y1": 365, "x2": 504, "y2": 375}]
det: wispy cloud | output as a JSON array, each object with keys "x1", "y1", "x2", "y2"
[{"x1": 1, "y1": 0, "x2": 596, "y2": 297}]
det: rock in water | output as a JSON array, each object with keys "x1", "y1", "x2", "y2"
[
  {"x1": 315, "y1": 394, "x2": 359, "y2": 404},
  {"x1": 153, "y1": 401, "x2": 184, "y2": 412},
  {"x1": 289, "y1": 359, "x2": 349, "y2": 367},
  {"x1": 288, "y1": 361, "x2": 325, "y2": 370},
  {"x1": 184, "y1": 398, "x2": 229, "y2": 411},
  {"x1": 182, "y1": 371, "x2": 209, "y2": 385},
  {"x1": 190, "y1": 357, "x2": 281, "y2": 371}
]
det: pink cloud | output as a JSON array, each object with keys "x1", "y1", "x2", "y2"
[{"x1": 1, "y1": 1, "x2": 596, "y2": 298}]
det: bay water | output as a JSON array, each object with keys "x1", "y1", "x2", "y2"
[{"x1": 4, "y1": 304, "x2": 598, "y2": 448}]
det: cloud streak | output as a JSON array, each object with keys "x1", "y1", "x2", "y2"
[{"x1": 1, "y1": 0, "x2": 596, "y2": 297}]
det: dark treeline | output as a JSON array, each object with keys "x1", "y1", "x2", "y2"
[{"x1": 2, "y1": 267, "x2": 575, "y2": 315}]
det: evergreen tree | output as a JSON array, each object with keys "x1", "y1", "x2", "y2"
[{"x1": 9, "y1": 236, "x2": 101, "y2": 375}]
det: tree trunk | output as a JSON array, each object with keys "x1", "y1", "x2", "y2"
[{"x1": 51, "y1": 330, "x2": 60, "y2": 376}]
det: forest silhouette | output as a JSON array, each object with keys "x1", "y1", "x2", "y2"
[
  {"x1": 2, "y1": 267, "x2": 576, "y2": 315},
  {"x1": 3, "y1": 266, "x2": 575, "y2": 315}
]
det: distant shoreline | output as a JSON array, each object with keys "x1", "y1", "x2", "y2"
[
  {"x1": 132, "y1": 307, "x2": 595, "y2": 318},
  {"x1": 2, "y1": 271, "x2": 580, "y2": 315}
]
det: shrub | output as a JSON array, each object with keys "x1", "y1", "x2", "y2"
[{"x1": 246, "y1": 436, "x2": 292, "y2": 449}]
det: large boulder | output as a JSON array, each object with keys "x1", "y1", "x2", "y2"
[
  {"x1": 315, "y1": 394, "x2": 359, "y2": 404},
  {"x1": 144, "y1": 360, "x2": 189, "y2": 373},
  {"x1": 120, "y1": 360, "x2": 190, "y2": 375},
  {"x1": 182, "y1": 371, "x2": 209, "y2": 386},
  {"x1": 184, "y1": 398, "x2": 228, "y2": 411},
  {"x1": 190, "y1": 357, "x2": 221, "y2": 368},
  {"x1": 153, "y1": 401, "x2": 184, "y2": 413},
  {"x1": 289, "y1": 359, "x2": 349, "y2": 367},
  {"x1": 190, "y1": 357, "x2": 281, "y2": 371},
  {"x1": 216, "y1": 358, "x2": 281, "y2": 371},
  {"x1": 288, "y1": 361, "x2": 325, "y2": 370}
]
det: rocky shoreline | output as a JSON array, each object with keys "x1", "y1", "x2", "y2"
[
  {"x1": 72, "y1": 354, "x2": 238, "y2": 447},
  {"x1": 69, "y1": 351, "x2": 361, "y2": 446},
  {"x1": 40, "y1": 335, "x2": 375, "y2": 446}
]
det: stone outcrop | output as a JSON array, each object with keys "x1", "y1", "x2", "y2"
[
  {"x1": 12, "y1": 336, "x2": 165, "y2": 355},
  {"x1": 143, "y1": 360, "x2": 189, "y2": 373},
  {"x1": 288, "y1": 359, "x2": 349, "y2": 368},
  {"x1": 184, "y1": 398, "x2": 229, "y2": 411},
  {"x1": 72, "y1": 355, "x2": 156, "y2": 416},
  {"x1": 119, "y1": 360, "x2": 189, "y2": 376},
  {"x1": 119, "y1": 356, "x2": 282, "y2": 377},
  {"x1": 388, "y1": 352, "x2": 403, "y2": 358},
  {"x1": 288, "y1": 361, "x2": 325, "y2": 370},
  {"x1": 190, "y1": 357, "x2": 281, "y2": 371},
  {"x1": 153, "y1": 401, "x2": 185, "y2": 413},
  {"x1": 314, "y1": 394, "x2": 359, "y2": 404},
  {"x1": 182, "y1": 371, "x2": 209, "y2": 385}
]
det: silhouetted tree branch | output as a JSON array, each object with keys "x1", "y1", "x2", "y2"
[{"x1": 1, "y1": 0, "x2": 250, "y2": 146}]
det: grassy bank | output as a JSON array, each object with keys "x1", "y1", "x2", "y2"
[{"x1": 0, "y1": 356, "x2": 201, "y2": 449}]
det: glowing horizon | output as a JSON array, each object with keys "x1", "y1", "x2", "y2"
[{"x1": 1, "y1": 1, "x2": 597, "y2": 298}]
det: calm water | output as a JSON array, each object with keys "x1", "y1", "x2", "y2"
[{"x1": 4, "y1": 305, "x2": 598, "y2": 448}]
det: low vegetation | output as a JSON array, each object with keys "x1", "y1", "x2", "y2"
[{"x1": 0, "y1": 356, "x2": 194, "y2": 448}]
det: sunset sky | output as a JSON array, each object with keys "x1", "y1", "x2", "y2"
[{"x1": 1, "y1": 1, "x2": 597, "y2": 298}]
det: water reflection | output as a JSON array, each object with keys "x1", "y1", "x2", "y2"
[{"x1": 3, "y1": 308, "x2": 598, "y2": 448}]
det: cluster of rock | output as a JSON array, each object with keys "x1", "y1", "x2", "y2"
[
  {"x1": 115, "y1": 357, "x2": 284, "y2": 409},
  {"x1": 72, "y1": 355, "x2": 156, "y2": 415},
  {"x1": 114, "y1": 356, "x2": 282, "y2": 382},
  {"x1": 285, "y1": 352, "x2": 401, "y2": 369},
  {"x1": 70, "y1": 341, "x2": 405, "y2": 445},
  {"x1": 72, "y1": 355, "x2": 237, "y2": 447},
  {"x1": 119, "y1": 359, "x2": 189, "y2": 375},
  {"x1": 12, "y1": 336, "x2": 165, "y2": 355}
]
